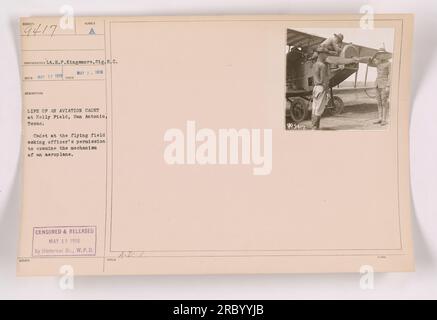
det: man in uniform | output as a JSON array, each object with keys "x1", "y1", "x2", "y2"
[
  {"x1": 320, "y1": 33, "x2": 344, "y2": 55},
  {"x1": 311, "y1": 48, "x2": 330, "y2": 130},
  {"x1": 311, "y1": 33, "x2": 344, "y2": 60},
  {"x1": 370, "y1": 48, "x2": 391, "y2": 126}
]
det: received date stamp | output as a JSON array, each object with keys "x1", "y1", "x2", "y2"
[{"x1": 32, "y1": 226, "x2": 97, "y2": 257}]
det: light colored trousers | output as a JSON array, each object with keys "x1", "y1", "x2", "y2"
[{"x1": 312, "y1": 85, "x2": 328, "y2": 116}]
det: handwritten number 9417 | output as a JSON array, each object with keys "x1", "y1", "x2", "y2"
[{"x1": 23, "y1": 23, "x2": 57, "y2": 37}]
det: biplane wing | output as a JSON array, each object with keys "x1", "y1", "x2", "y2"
[
  {"x1": 352, "y1": 45, "x2": 393, "y2": 65},
  {"x1": 287, "y1": 29, "x2": 325, "y2": 49},
  {"x1": 287, "y1": 29, "x2": 392, "y2": 63},
  {"x1": 352, "y1": 45, "x2": 381, "y2": 58}
]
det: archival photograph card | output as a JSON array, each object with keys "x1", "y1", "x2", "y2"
[{"x1": 18, "y1": 14, "x2": 414, "y2": 275}]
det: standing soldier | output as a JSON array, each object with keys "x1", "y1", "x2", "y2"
[
  {"x1": 311, "y1": 48, "x2": 330, "y2": 130},
  {"x1": 370, "y1": 49, "x2": 391, "y2": 126}
]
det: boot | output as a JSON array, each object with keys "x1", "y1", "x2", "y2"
[
  {"x1": 380, "y1": 107, "x2": 387, "y2": 126},
  {"x1": 311, "y1": 114, "x2": 318, "y2": 130},
  {"x1": 374, "y1": 105, "x2": 382, "y2": 124},
  {"x1": 312, "y1": 115, "x2": 321, "y2": 130},
  {"x1": 316, "y1": 116, "x2": 321, "y2": 129}
]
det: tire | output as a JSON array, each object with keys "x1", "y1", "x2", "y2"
[
  {"x1": 287, "y1": 97, "x2": 309, "y2": 123},
  {"x1": 327, "y1": 96, "x2": 344, "y2": 116}
]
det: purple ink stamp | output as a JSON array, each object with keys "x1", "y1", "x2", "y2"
[{"x1": 32, "y1": 226, "x2": 97, "y2": 257}]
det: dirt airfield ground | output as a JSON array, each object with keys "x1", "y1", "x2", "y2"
[{"x1": 288, "y1": 90, "x2": 391, "y2": 131}]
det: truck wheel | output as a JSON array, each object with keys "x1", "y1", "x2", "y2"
[
  {"x1": 287, "y1": 97, "x2": 309, "y2": 123},
  {"x1": 327, "y1": 96, "x2": 344, "y2": 116}
]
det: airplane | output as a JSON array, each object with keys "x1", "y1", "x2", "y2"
[{"x1": 286, "y1": 29, "x2": 393, "y2": 124}]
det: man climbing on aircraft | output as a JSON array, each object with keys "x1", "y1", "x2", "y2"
[
  {"x1": 320, "y1": 33, "x2": 344, "y2": 55},
  {"x1": 311, "y1": 33, "x2": 344, "y2": 60}
]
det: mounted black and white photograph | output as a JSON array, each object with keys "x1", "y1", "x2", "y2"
[{"x1": 285, "y1": 27, "x2": 394, "y2": 130}]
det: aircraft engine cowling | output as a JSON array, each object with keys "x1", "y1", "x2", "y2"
[{"x1": 341, "y1": 44, "x2": 359, "y2": 59}]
